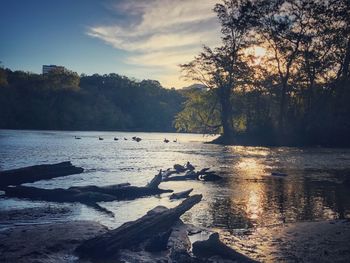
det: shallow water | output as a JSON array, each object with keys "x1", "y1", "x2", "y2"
[{"x1": 1, "y1": 129, "x2": 350, "y2": 234}]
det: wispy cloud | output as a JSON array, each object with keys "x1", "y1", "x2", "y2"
[{"x1": 87, "y1": 0, "x2": 221, "y2": 88}]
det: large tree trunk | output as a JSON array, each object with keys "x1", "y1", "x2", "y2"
[
  {"x1": 76, "y1": 194, "x2": 202, "y2": 260},
  {"x1": 217, "y1": 86, "x2": 234, "y2": 144},
  {"x1": 278, "y1": 79, "x2": 288, "y2": 132},
  {"x1": 341, "y1": 37, "x2": 350, "y2": 81}
]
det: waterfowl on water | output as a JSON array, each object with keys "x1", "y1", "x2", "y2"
[
  {"x1": 99, "y1": 137, "x2": 104, "y2": 140},
  {"x1": 74, "y1": 136, "x2": 81, "y2": 140},
  {"x1": 186, "y1": 161, "x2": 195, "y2": 171},
  {"x1": 132, "y1": 136, "x2": 142, "y2": 142},
  {"x1": 164, "y1": 138, "x2": 169, "y2": 143},
  {"x1": 124, "y1": 138, "x2": 128, "y2": 140},
  {"x1": 271, "y1": 172, "x2": 287, "y2": 177},
  {"x1": 114, "y1": 137, "x2": 119, "y2": 141},
  {"x1": 173, "y1": 138, "x2": 177, "y2": 142},
  {"x1": 174, "y1": 164, "x2": 186, "y2": 173}
]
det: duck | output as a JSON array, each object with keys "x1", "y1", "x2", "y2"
[
  {"x1": 173, "y1": 138, "x2": 177, "y2": 143},
  {"x1": 99, "y1": 137, "x2": 104, "y2": 141},
  {"x1": 186, "y1": 161, "x2": 195, "y2": 171},
  {"x1": 174, "y1": 164, "x2": 186, "y2": 173},
  {"x1": 164, "y1": 138, "x2": 169, "y2": 143},
  {"x1": 74, "y1": 136, "x2": 81, "y2": 140},
  {"x1": 271, "y1": 172, "x2": 287, "y2": 177},
  {"x1": 124, "y1": 138, "x2": 128, "y2": 140},
  {"x1": 114, "y1": 137, "x2": 119, "y2": 141}
]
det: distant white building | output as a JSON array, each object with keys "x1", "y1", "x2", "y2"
[{"x1": 42, "y1": 65, "x2": 65, "y2": 74}]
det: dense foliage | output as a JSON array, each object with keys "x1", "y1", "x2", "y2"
[
  {"x1": 176, "y1": 0, "x2": 350, "y2": 147},
  {"x1": 0, "y1": 68, "x2": 184, "y2": 132}
]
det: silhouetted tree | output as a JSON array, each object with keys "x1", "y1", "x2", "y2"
[{"x1": 181, "y1": 0, "x2": 259, "y2": 144}]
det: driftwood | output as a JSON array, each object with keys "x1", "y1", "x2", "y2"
[
  {"x1": 3, "y1": 173, "x2": 173, "y2": 216},
  {"x1": 146, "y1": 171, "x2": 163, "y2": 188},
  {"x1": 163, "y1": 171, "x2": 198, "y2": 182},
  {"x1": 76, "y1": 194, "x2": 203, "y2": 260},
  {"x1": 193, "y1": 232, "x2": 258, "y2": 262},
  {"x1": 0, "y1": 161, "x2": 83, "y2": 188},
  {"x1": 169, "y1": 188, "x2": 193, "y2": 200},
  {"x1": 4, "y1": 183, "x2": 171, "y2": 203}
]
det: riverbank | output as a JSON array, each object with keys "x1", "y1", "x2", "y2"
[{"x1": 1, "y1": 208, "x2": 349, "y2": 263}]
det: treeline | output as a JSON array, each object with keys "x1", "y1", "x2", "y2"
[
  {"x1": 175, "y1": 0, "x2": 350, "y2": 147},
  {"x1": 0, "y1": 68, "x2": 184, "y2": 131}
]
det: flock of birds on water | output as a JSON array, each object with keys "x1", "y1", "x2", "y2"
[
  {"x1": 73, "y1": 135, "x2": 289, "y2": 177},
  {"x1": 74, "y1": 135, "x2": 177, "y2": 143}
]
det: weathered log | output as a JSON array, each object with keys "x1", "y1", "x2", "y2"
[
  {"x1": 4, "y1": 184, "x2": 172, "y2": 203},
  {"x1": 0, "y1": 161, "x2": 84, "y2": 188},
  {"x1": 4, "y1": 186, "x2": 116, "y2": 203},
  {"x1": 76, "y1": 194, "x2": 202, "y2": 260},
  {"x1": 193, "y1": 232, "x2": 258, "y2": 262},
  {"x1": 144, "y1": 229, "x2": 172, "y2": 252},
  {"x1": 146, "y1": 170, "x2": 162, "y2": 188},
  {"x1": 163, "y1": 171, "x2": 198, "y2": 182},
  {"x1": 169, "y1": 188, "x2": 193, "y2": 200},
  {"x1": 3, "y1": 172, "x2": 173, "y2": 217}
]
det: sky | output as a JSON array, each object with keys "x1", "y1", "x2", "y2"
[{"x1": 0, "y1": 0, "x2": 221, "y2": 88}]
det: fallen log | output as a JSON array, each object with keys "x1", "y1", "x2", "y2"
[
  {"x1": 76, "y1": 194, "x2": 202, "y2": 260},
  {"x1": 169, "y1": 188, "x2": 193, "y2": 200},
  {"x1": 3, "y1": 174, "x2": 173, "y2": 216},
  {"x1": 4, "y1": 183, "x2": 172, "y2": 204},
  {"x1": 163, "y1": 171, "x2": 198, "y2": 182},
  {"x1": 0, "y1": 161, "x2": 84, "y2": 188},
  {"x1": 146, "y1": 170, "x2": 163, "y2": 188}
]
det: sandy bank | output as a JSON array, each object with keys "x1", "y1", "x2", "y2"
[
  {"x1": 0, "y1": 220, "x2": 107, "y2": 263},
  {"x1": 1, "y1": 217, "x2": 350, "y2": 262}
]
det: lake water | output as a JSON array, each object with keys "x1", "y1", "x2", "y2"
[{"x1": 1, "y1": 129, "x2": 350, "y2": 236}]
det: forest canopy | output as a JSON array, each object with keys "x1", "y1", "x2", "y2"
[
  {"x1": 0, "y1": 67, "x2": 185, "y2": 132},
  {"x1": 175, "y1": 0, "x2": 350, "y2": 147},
  {"x1": 1, "y1": 0, "x2": 349, "y2": 147}
]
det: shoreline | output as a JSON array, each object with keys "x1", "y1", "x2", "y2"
[{"x1": 1, "y1": 206, "x2": 349, "y2": 262}]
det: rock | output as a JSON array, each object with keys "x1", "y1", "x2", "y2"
[{"x1": 192, "y1": 232, "x2": 257, "y2": 262}]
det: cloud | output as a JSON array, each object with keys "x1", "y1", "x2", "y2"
[{"x1": 87, "y1": 0, "x2": 221, "y2": 88}]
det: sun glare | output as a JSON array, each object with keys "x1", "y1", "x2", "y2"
[{"x1": 245, "y1": 46, "x2": 267, "y2": 65}]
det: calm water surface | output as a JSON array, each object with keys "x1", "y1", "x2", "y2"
[{"x1": 1, "y1": 129, "x2": 350, "y2": 235}]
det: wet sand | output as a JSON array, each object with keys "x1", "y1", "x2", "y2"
[
  {"x1": 0, "y1": 220, "x2": 107, "y2": 263},
  {"x1": 1, "y1": 217, "x2": 350, "y2": 262}
]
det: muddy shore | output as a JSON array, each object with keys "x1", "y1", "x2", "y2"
[{"x1": 1, "y1": 207, "x2": 349, "y2": 263}]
